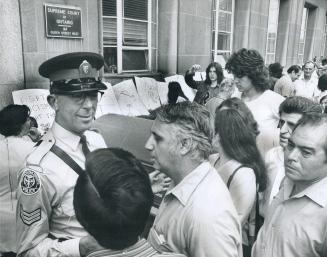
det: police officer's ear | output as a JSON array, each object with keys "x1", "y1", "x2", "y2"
[{"x1": 47, "y1": 94, "x2": 59, "y2": 111}]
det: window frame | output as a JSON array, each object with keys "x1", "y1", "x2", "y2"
[
  {"x1": 298, "y1": 7, "x2": 308, "y2": 65},
  {"x1": 102, "y1": 0, "x2": 158, "y2": 74},
  {"x1": 212, "y1": 0, "x2": 235, "y2": 64},
  {"x1": 265, "y1": 0, "x2": 280, "y2": 65}
]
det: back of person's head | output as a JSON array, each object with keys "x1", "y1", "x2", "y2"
[
  {"x1": 0, "y1": 104, "x2": 30, "y2": 137},
  {"x1": 73, "y1": 148, "x2": 154, "y2": 250},
  {"x1": 287, "y1": 65, "x2": 301, "y2": 74},
  {"x1": 29, "y1": 116, "x2": 38, "y2": 128},
  {"x1": 168, "y1": 81, "x2": 188, "y2": 104},
  {"x1": 318, "y1": 73, "x2": 327, "y2": 92},
  {"x1": 268, "y1": 62, "x2": 283, "y2": 78},
  {"x1": 214, "y1": 108, "x2": 267, "y2": 191},
  {"x1": 217, "y1": 97, "x2": 259, "y2": 137},
  {"x1": 322, "y1": 58, "x2": 327, "y2": 66},
  {"x1": 225, "y1": 48, "x2": 269, "y2": 92},
  {"x1": 155, "y1": 101, "x2": 213, "y2": 159},
  {"x1": 205, "y1": 62, "x2": 224, "y2": 85},
  {"x1": 279, "y1": 96, "x2": 323, "y2": 115}
]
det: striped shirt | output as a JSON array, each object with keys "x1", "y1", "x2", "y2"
[{"x1": 87, "y1": 239, "x2": 186, "y2": 257}]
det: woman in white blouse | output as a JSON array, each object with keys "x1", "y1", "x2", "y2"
[{"x1": 210, "y1": 106, "x2": 267, "y2": 256}]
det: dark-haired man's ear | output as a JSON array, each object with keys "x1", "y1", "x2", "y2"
[{"x1": 180, "y1": 137, "x2": 192, "y2": 155}]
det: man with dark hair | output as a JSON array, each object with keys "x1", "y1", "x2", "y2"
[
  {"x1": 16, "y1": 52, "x2": 108, "y2": 257},
  {"x1": 145, "y1": 101, "x2": 242, "y2": 257},
  {"x1": 262, "y1": 96, "x2": 323, "y2": 216},
  {"x1": 73, "y1": 148, "x2": 186, "y2": 257},
  {"x1": 253, "y1": 112, "x2": 327, "y2": 257},
  {"x1": 274, "y1": 65, "x2": 301, "y2": 97},
  {"x1": 294, "y1": 61, "x2": 321, "y2": 100}
]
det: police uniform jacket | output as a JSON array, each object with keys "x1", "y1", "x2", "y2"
[{"x1": 16, "y1": 122, "x2": 107, "y2": 257}]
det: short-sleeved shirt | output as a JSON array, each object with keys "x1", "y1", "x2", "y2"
[
  {"x1": 148, "y1": 162, "x2": 242, "y2": 257},
  {"x1": 0, "y1": 136, "x2": 35, "y2": 252},
  {"x1": 16, "y1": 122, "x2": 107, "y2": 257},
  {"x1": 252, "y1": 176, "x2": 327, "y2": 257},
  {"x1": 294, "y1": 77, "x2": 321, "y2": 100}
]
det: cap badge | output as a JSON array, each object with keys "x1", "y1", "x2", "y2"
[{"x1": 79, "y1": 60, "x2": 92, "y2": 77}]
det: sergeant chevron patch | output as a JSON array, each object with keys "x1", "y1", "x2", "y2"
[{"x1": 20, "y1": 205, "x2": 41, "y2": 226}]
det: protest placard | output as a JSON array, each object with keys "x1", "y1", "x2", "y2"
[
  {"x1": 95, "y1": 82, "x2": 122, "y2": 118},
  {"x1": 12, "y1": 89, "x2": 55, "y2": 134},
  {"x1": 113, "y1": 79, "x2": 149, "y2": 116},
  {"x1": 134, "y1": 77, "x2": 162, "y2": 110}
]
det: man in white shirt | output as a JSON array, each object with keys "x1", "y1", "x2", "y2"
[
  {"x1": 294, "y1": 61, "x2": 321, "y2": 100},
  {"x1": 262, "y1": 96, "x2": 322, "y2": 217},
  {"x1": 253, "y1": 112, "x2": 327, "y2": 257},
  {"x1": 16, "y1": 52, "x2": 108, "y2": 257},
  {"x1": 145, "y1": 102, "x2": 242, "y2": 257}
]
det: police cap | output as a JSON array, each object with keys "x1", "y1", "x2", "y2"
[{"x1": 39, "y1": 52, "x2": 107, "y2": 94}]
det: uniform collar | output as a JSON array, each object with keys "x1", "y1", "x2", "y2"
[
  {"x1": 51, "y1": 122, "x2": 81, "y2": 151},
  {"x1": 166, "y1": 161, "x2": 212, "y2": 206},
  {"x1": 284, "y1": 176, "x2": 327, "y2": 207}
]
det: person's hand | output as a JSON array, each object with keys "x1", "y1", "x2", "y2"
[
  {"x1": 190, "y1": 64, "x2": 201, "y2": 73},
  {"x1": 149, "y1": 170, "x2": 171, "y2": 194},
  {"x1": 79, "y1": 235, "x2": 104, "y2": 257}
]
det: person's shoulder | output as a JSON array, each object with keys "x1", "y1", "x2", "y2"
[{"x1": 24, "y1": 133, "x2": 56, "y2": 168}]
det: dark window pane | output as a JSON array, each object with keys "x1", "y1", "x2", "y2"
[
  {"x1": 123, "y1": 19, "x2": 147, "y2": 46},
  {"x1": 217, "y1": 32, "x2": 230, "y2": 50},
  {"x1": 103, "y1": 47, "x2": 117, "y2": 73},
  {"x1": 124, "y1": 0, "x2": 147, "y2": 20},
  {"x1": 103, "y1": 0, "x2": 116, "y2": 16},
  {"x1": 122, "y1": 50, "x2": 148, "y2": 70},
  {"x1": 103, "y1": 17, "x2": 117, "y2": 45}
]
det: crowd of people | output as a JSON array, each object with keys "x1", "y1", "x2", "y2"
[{"x1": 0, "y1": 48, "x2": 327, "y2": 257}]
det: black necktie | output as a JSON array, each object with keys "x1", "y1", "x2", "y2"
[{"x1": 80, "y1": 135, "x2": 91, "y2": 157}]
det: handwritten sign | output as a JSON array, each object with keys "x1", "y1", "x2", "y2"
[
  {"x1": 113, "y1": 80, "x2": 149, "y2": 116},
  {"x1": 134, "y1": 77, "x2": 162, "y2": 110},
  {"x1": 12, "y1": 89, "x2": 55, "y2": 134},
  {"x1": 95, "y1": 82, "x2": 123, "y2": 118},
  {"x1": 44, "y1": 4, "x2": 82, "y2": 38}
]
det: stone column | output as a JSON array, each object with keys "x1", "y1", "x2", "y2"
[
  {"x1": 157, "y1": 0, "x2": 178, "y2": 75},
  {"x1": 275, "y1": 0, "x2": 305, "y2": 67},
  {"x1": 0, "y1": 0, "x2": 24, "y2": 109}
]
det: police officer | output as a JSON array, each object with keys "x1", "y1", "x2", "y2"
[{"x1": 16, "y1": 52, "x2": 108, "y2": 257}]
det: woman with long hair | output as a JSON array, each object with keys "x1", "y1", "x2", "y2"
[
  {"x1": 211, "y1": 107, "x2": 266, "y2": 256},
  {"x1": 185, "y1": 62, "x2": 231, "y2": 105}
]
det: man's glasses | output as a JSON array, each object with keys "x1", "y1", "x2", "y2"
[{"x1": 65, "y1": 91, "x2": 104, "y2": 104}]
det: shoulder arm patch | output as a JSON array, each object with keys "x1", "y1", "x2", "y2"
[{"x1": 20, "y1": 168, "x2": 42, "y2": 195}]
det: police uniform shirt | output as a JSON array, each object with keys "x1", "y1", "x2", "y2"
[{"x1": 16, "y1": 122, "x2": 107, "y2": 257}]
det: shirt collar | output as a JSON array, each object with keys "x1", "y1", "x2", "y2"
[
  {"x1": 51, "y1": 122, "x2": 81, "y2": 151},
  {"x1": 166, "y1": 161, "x2": 212, "y2": 206},
  {"x1": 283, "y1": 176, "x2": 327, "y2": 207}
]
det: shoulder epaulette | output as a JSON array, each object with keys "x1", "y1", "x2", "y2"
[{"x1": 26, "y1": 132, "x2": 55, "y2": 166}]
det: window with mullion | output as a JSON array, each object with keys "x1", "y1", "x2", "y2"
[
  {"x1": 102, "y1": 0, "x2": 157, "y2": 73},
  {"x1": 265, "y1": 0, "x2": 279, "y2": 65},
  {"x1": 212, "y1": 0, "x2": 234, "y2": 66}
]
